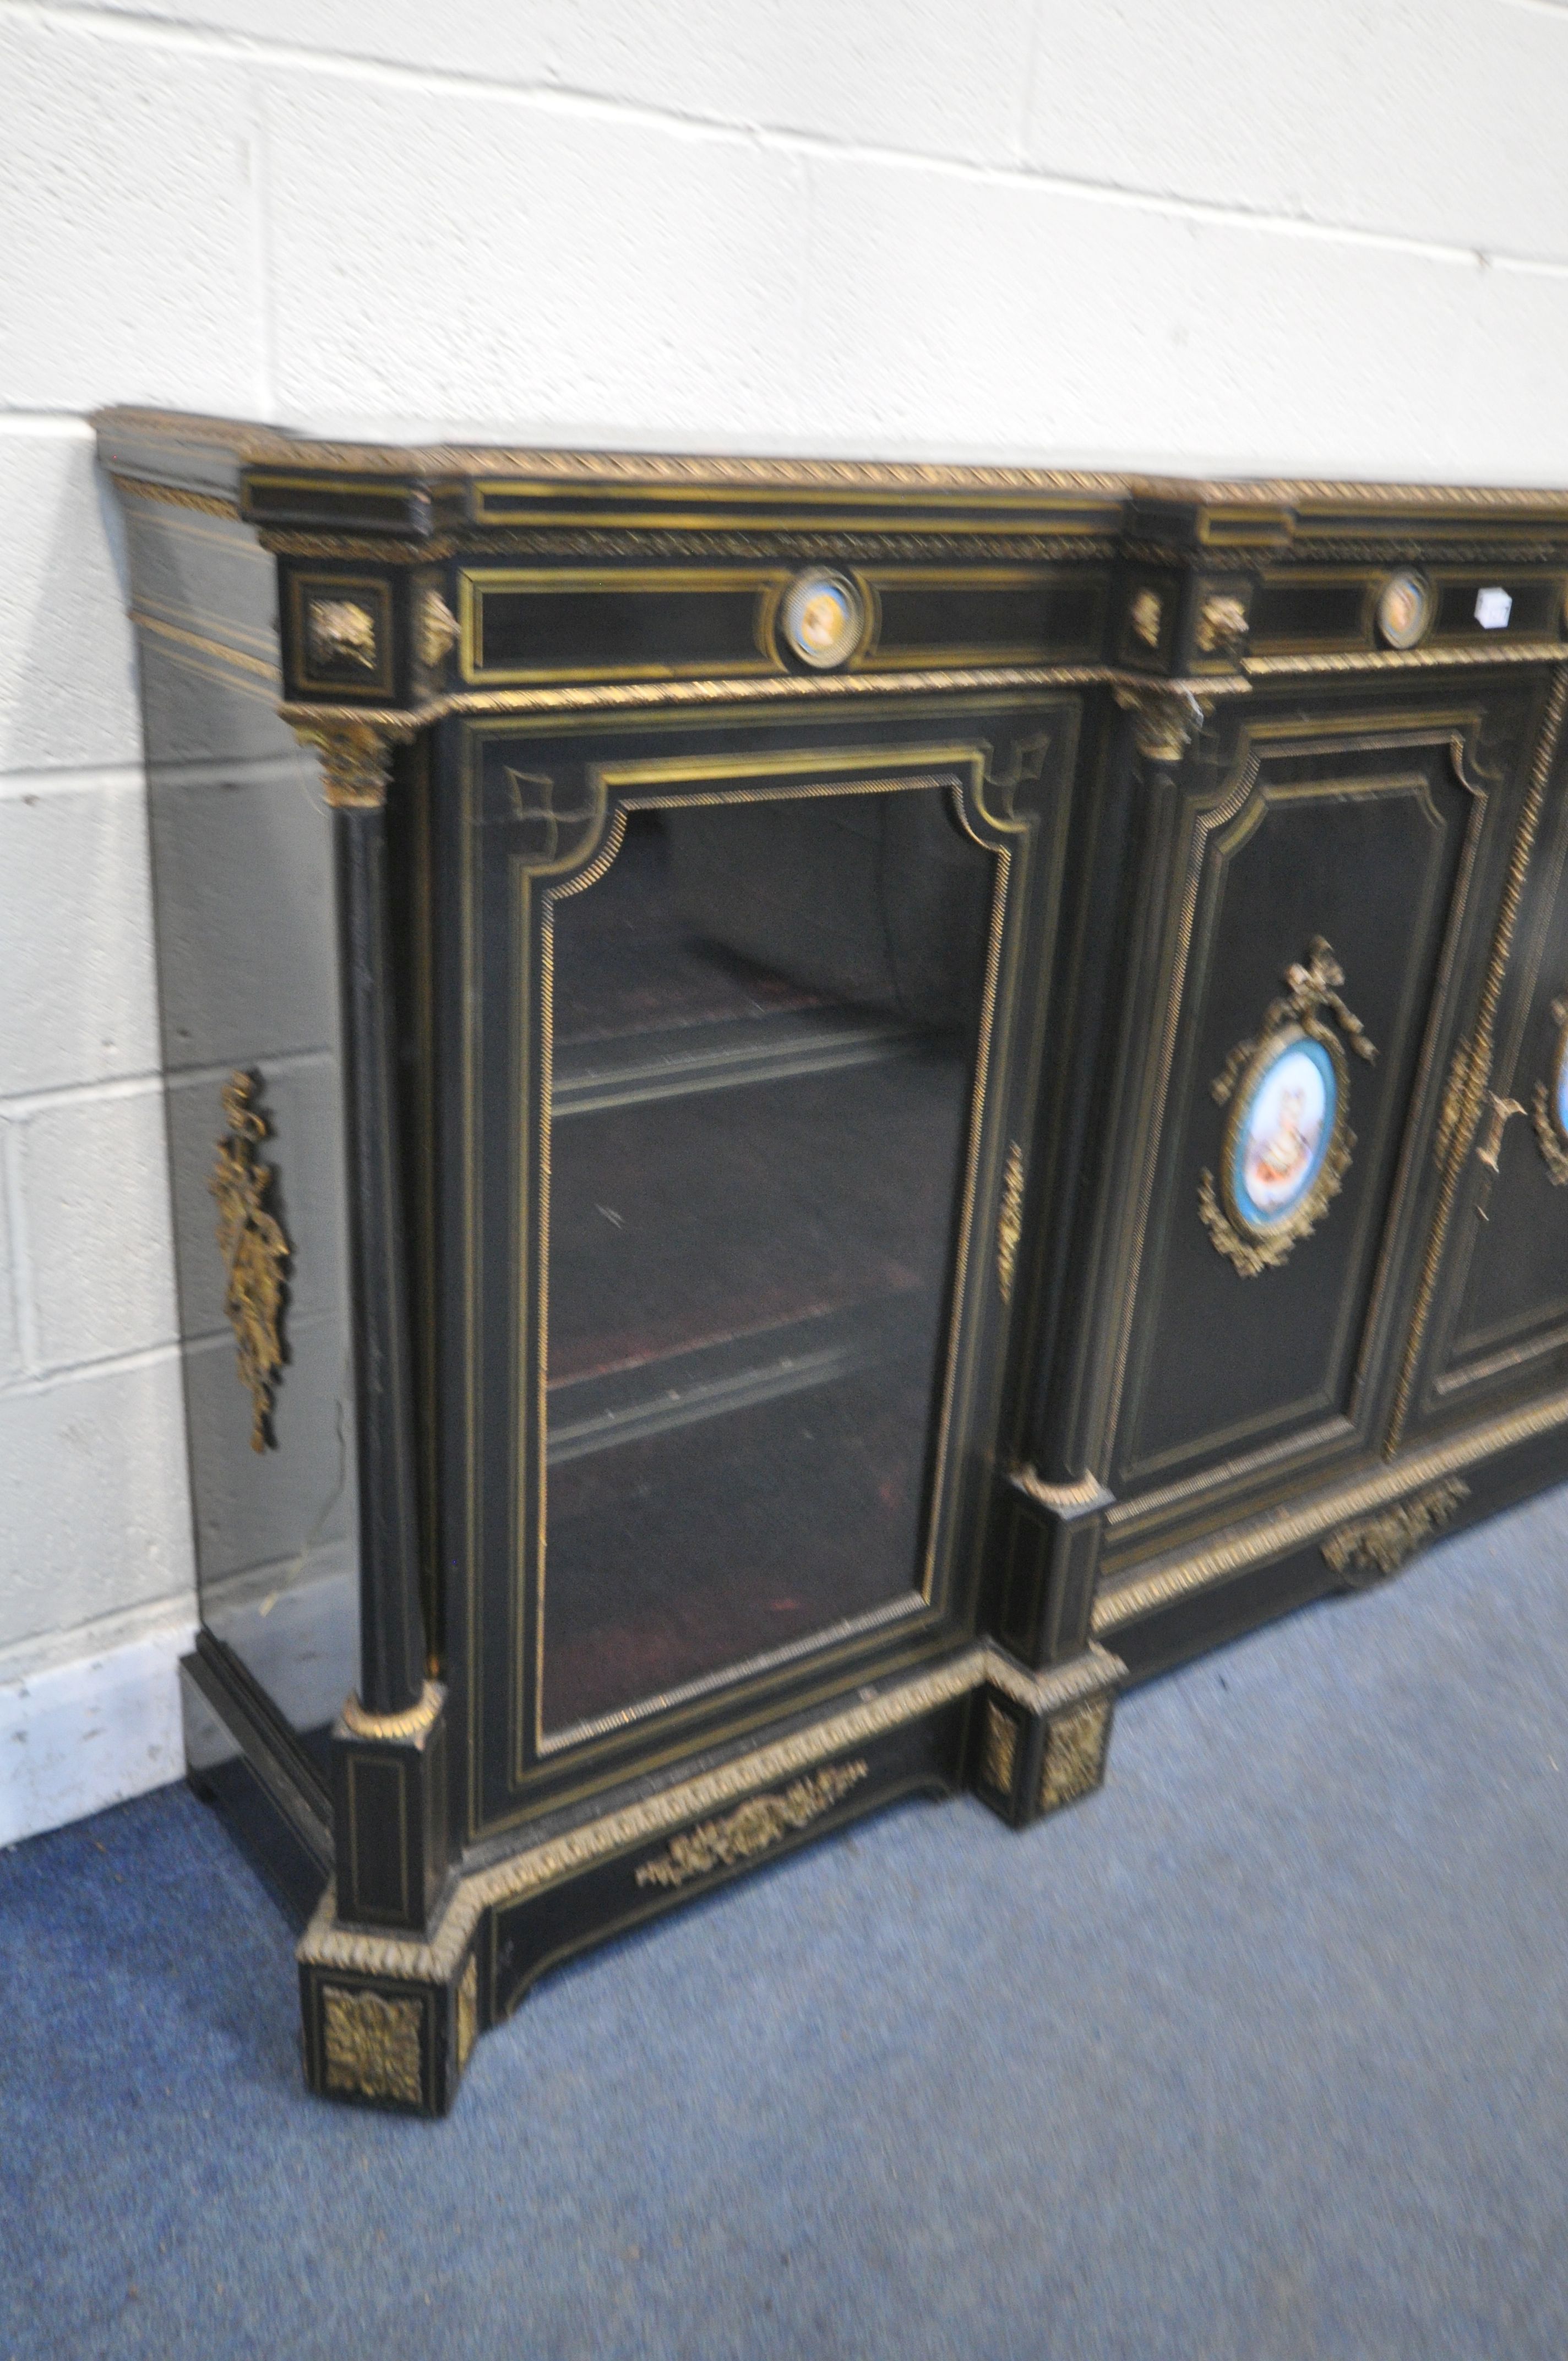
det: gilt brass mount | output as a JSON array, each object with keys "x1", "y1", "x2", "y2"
[
  {"x1": 1321, "y1": 1478, "x2": 1469, "y2": 1584},
  {"x1": 321, "y1": 1985, "x2": 422, "y2": 2106},
  {"x1": 1199, "y1": 939, "x2": 1377, "y2": 1277},
  {"x1": 634, "y1": 1760, "x2": 868, "y2": 1890},
  {"x1": 209, "y1": 1072, "x2": 289, "y2": 1451}
]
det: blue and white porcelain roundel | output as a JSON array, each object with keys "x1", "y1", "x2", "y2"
[{"x1": 1229, "y1": 1032, "x2": 1338, "y2": 1232}]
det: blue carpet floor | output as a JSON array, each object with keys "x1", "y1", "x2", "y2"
[{"x1": 6, "y1": 1488, "x2": 1568, "y2": 2359}]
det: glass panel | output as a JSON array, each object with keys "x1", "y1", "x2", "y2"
[{"x1": 541, "y1": 786, "x2": 995, "y2": 1734}]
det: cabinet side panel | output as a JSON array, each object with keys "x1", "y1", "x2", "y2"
[{"x1": 120, "y1": 491, "x2": 358, "y2": 1771}]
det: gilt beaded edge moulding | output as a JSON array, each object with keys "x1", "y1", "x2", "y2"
[{"x1": 96, "y1": 405, "x2": 1568, "y2": 2114}]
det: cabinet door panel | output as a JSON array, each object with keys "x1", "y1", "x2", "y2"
[
  {"x1": 1101, "y1": 699, "x2": 1519, "y2": 1542},
  {"x1": 442, "y1": 702, "x2": 1077, "y2": 1830},
  {"x1": 1402, "y1": 699, "x2": 1568, "y2": 1425}
]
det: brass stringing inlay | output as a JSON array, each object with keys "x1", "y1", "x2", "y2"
[
  {"x1": 322, "y1": 1985, "x2": 422, "y2": 2106},
  {"x1": 996, "y1": 1141, "x2": 1025, "y2": 1305},
  {"x1": 1039, "y1": 1699, "x2": 1112, "y2": 1812},
  {"x1": 634, "y1": 1761, "x2": 868, "y2": 1890},
  {"x1": 1321, "y1": 1478, "x2": 1469, "y2": 1581},
  {"x1": 1199, "y1": 937, "x2": 1377, "y2": 1278},
  {"x1": 981, "y1": 1698, "x2": 1020, "y2": 1796},
  {"x1": 209, "y1": 1073, "x2": 289, "y2": 1451}
]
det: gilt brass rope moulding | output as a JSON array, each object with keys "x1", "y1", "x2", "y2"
[
  {"x1": 298, "y1": 1643, "x2": 1124, "y2": 1987},
  {"x1": 274, "y1": 639, "x2": 1566, "y2": 739},
  {"x1": 92, "y1": 410, "x2": 1568, "y2": 513}
]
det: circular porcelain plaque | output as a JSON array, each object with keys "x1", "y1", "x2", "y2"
[
  {"x1": 1376, "y1": 569, "x2": 1434, "y2": 651},
  {"x1": 780, "y1": 570, "x2": 864, "y2": 669},
  {"x1": 1227, "y1": 1029, "x2": 1340, "y2": 1234}
]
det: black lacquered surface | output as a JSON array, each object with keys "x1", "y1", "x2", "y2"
[
  {"x1": 540, "y1": 793, "x2": 993, "y2": 1733},
  {"x1": 123, "y1": 488, "x2": 360, "y2": 1767}
]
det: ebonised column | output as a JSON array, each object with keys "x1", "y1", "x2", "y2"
[{"x1": 302, "y1": 719, "x2": 449, "y2": 1933}]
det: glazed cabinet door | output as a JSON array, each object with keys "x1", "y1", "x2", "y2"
[
  {"x1": 429, "y1": 698, "x2": 1079, "y2": 1834},
  {"x1": 1077, "y1": 676, "x2": 1554, "y2": 1586},
  {"x1": 1389, "y1": 676, "x2": 1568, "y2": 1442}
]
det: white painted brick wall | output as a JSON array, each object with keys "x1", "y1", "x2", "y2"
[{"x1": 6, "y1": 0, "x2": 1568, "y2": 1835}]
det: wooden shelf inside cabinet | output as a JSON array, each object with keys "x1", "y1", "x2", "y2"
[
  {"x1": 551, "y1": 1004, "x2": 930, "y2": 1119},
  {"x1": 546, "y1": 1289, "x2": 933, "y2": 1468},
  {"x1": 106, "y1": 407, "x2": 1568, "y2": 2121}
]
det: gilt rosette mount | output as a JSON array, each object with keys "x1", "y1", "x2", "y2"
[{"x1": 1200, "y1": 939, "x2": 1378, "y2": 1277}]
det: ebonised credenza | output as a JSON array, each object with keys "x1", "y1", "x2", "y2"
[{"x1": 96, "y1": 408, "x2": 1568, "y2": 2113}]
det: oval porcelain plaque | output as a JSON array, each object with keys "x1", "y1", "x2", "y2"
[
  {"x1": 1375, "y1": 569, "x2": 1434, "y2": 651},
  {"x1": 1228, "y1": 1030, "x2": 1340, "y2": 1234},
  {"x1": 780, "y1": 570, "x2": 864, "y2": 670}
]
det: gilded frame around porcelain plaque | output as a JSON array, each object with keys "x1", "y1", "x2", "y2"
[{"x1": 1199, "y1": 939, "x2": 1378, "y2": 1277}]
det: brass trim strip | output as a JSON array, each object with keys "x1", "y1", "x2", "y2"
[
  {"x1": 1092, "y1": 1385, "x2": 1568, "y2": 1632},
  {"x1": 297, "y1": 1641, "x2": 1124, "y2": 1987}
]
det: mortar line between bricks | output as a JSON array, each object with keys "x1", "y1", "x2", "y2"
[
  {"x1": 8, "y1": 0, "x2": 1568, "y2": 277},
  {"x1": 0, "y1": 764, "x2": 145, "y2": 803},
  {"x1": 0, "y1": 1072, "x2": 166, "y2": 1121},
  {"x1": 0, "y1": 1046, "x2": 335, "y2": 1123},
  {"x1": 0, "y1": 1337, "x2": 183, "y2": 1403}
]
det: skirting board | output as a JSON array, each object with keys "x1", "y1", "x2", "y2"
[{"x1": 0, "y1": 1607, "x2": 195, "y2": 1848}]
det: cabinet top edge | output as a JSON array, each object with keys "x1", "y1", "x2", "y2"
[{"x1": 89, "y1": 406, "x2": 1568, "y2": 532}]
